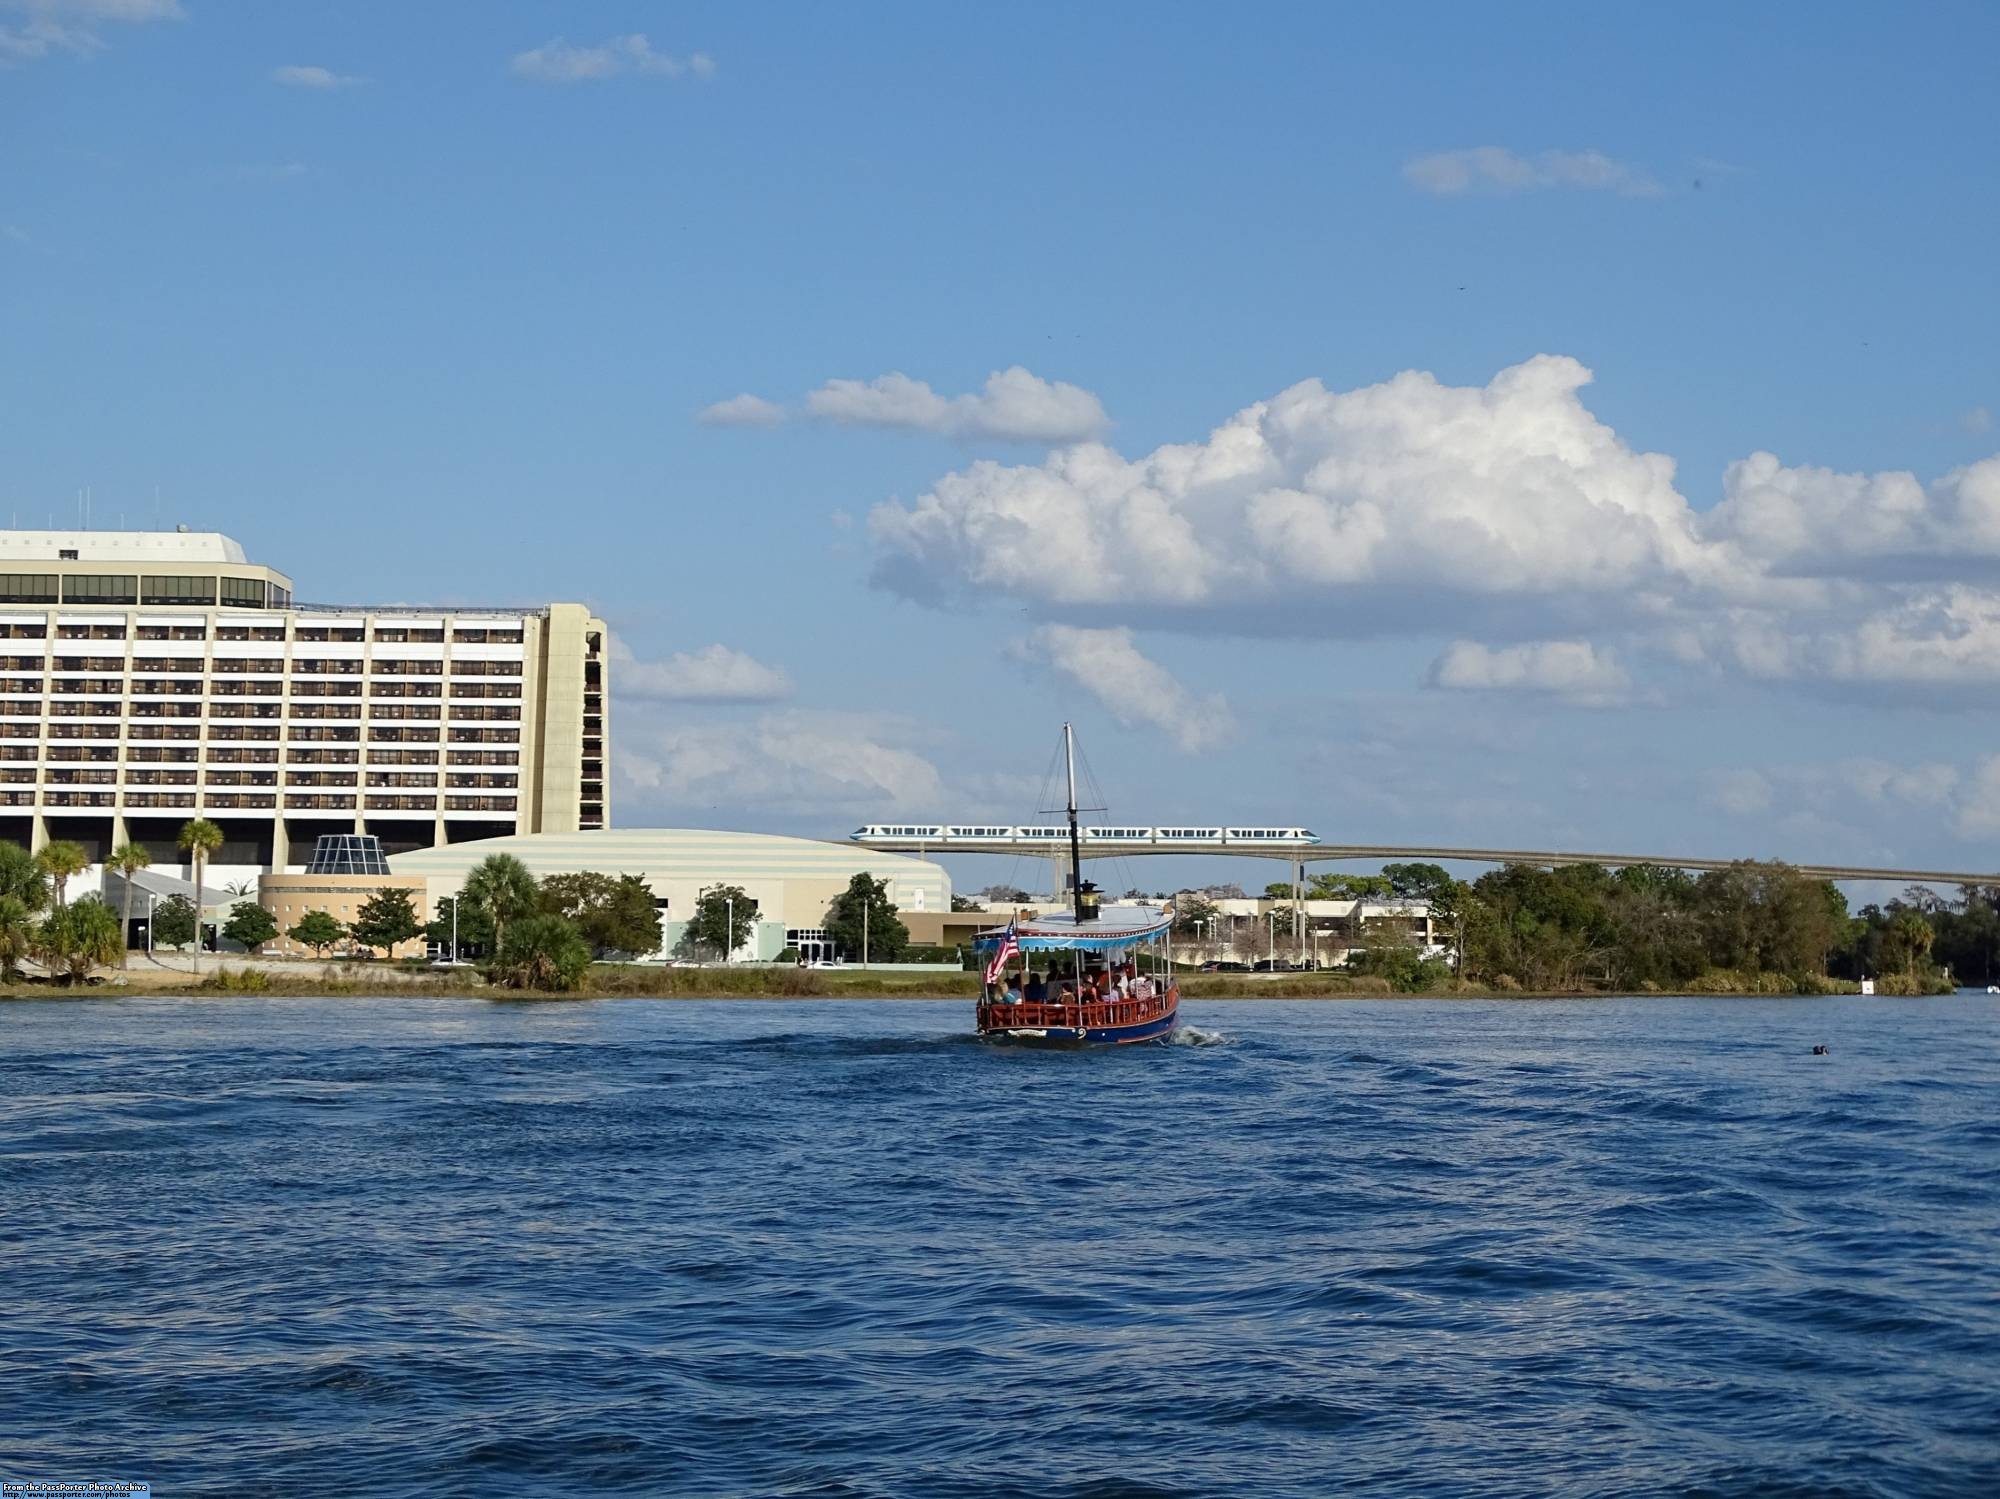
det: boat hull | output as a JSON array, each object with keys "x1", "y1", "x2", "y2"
[{"x1": 977, "y1": 988, "x2": 1180, "y2": 1046}]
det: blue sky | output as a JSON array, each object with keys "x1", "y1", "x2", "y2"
[{"x1": 6, "y1": 1, "x2": 2000, "y2": 892}]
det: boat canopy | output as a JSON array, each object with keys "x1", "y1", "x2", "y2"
[{"x1": 974, "y1": 904, "x2": 1174, "y2": 955}]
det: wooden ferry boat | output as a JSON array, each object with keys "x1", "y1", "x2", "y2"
[{"x1": 973, "y1": 725, "x2": 1181, "y2": 1045}]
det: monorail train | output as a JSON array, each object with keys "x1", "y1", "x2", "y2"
[{"x1": 851, "y1": 825, "x2": 1321, "y2": 846}]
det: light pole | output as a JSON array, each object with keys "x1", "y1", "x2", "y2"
[
  {"x1": 725, "y1": 895, "x2": 734, "y2": 964},
  {"x1": 450, "y1": 896, "x2": 459, "y2": 963},
  {"x1": 145, "y1": 891, "x2": 155, "y2": 958},
  {"x1": 1267, "y1": 911, "x2": 1275, "y2": 966},
  {"x1": 862, "y1": 898, "x2": 870, "y2": 968}
]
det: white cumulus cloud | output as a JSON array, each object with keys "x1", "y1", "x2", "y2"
[
  {"x1": 805, "y1": 367, "x2": 1109, "y2": 443},
  {"x1": 1015, "y1": 626, "x2": 1234, "y2": 754},
  {"x1": 1704, "y1": 452, "x2": 2000, "y2": 579},
  {"x1": 615, "y1": 641, "x2": 791, "y2": 703},
  {"x1": 0, "y1": 0, "x2": 180, "y2": 65},
  {"x1": 1404, "y1": 147, "x2": 1663, "y2": 197},
  {"x1": 617, "y1": 710, "x2": 945, "y2": 814},
  {"x1": 1958, "y1": 757, "x2": 2000, "y2": 839},
  {"x1": 869, "y1": 353, "x2": 2000, "y2": 703},
  {"x1": 271, "y1": 64, "x2": 361, "y2": 89},
  {"x1": 697, "y1": 393, "x2": 785, "y2": 428},
  {"x1": 510, "y1": 34, "x2": 713, "y2": 83},
  {"x1": 699, "y1": 367, "x2": 1109, "y2": 445},
  {"x1": 1427, "y1": 640, "x2": 1631, "y2": 704}
]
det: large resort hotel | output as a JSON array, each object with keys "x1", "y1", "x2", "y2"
[{"x1": 0, "y1": 529, "x2": 609, "y2": 886}]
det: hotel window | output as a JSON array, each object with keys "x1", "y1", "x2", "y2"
[
  {"x1": 142, "y1": 575, "x2": 218, "y2": 607},
  {"x1": 0, "y1": 623, "x2": 48, "y2": 639},
  {"x1": 219, "y1": 576, "x2": 267, "y2": 608},
  {"x1": 269, "y1": 585, "x2": 291, "y2": 609},
  {"x1": 449, "y1": 682, "x2": 522, "y2": 699},
  {"x1": 0, "y1": 574, "x2": 59, "y2": 605},
  {"x1": 61, "y1": 574, "x2": 138, "y2": 605}
]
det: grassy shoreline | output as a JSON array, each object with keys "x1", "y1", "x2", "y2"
[{"x1": 0, "y1": 964, "x2": 1957, "y2": 1002}]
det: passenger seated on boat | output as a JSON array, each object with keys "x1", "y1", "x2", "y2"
[
  {"x1": 1023, "y1": 972, "x2": 1047, "y2": 1003},
  {"x1": 1003, "y1": 977, "x2": 1023, "y2": 1004}
]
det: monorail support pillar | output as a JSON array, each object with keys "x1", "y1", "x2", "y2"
[{"x1": 1292, "y1": 855, "x2": 1304, "y2": 959}]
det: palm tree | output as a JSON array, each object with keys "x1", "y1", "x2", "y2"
[
  {"x1": 34, "y1": 839, "x2": 88, "y2": 909},
  {"x1": 0, "y1": 895, "x2": 35, "y2": 983},
  {"x1": 177, "y1": 817, "x2": 224, "y2": 975},
  {"x1": 106, "y1": 841, "x2": 152, "y2": 969},
  {"x1": 1889, "y1": 909, "x2": 1934, "y2": 979},
  {"x1": 461, "y1": 853, "x2": 539, "y2": 956},
  {"x1": 34, "y1": 897, "x2": 124, "y2": 985},
  {"x1": 0, "y1": 842, "x2": 49, "y2": 912}
]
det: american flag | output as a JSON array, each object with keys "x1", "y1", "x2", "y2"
[{"x1": 983, "y1": 920, "x2": 1020, "y2": 985}]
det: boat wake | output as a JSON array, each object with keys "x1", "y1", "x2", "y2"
[{"x1": 1173, "y1": 1024, "x2": 1231, "y2": 1047}]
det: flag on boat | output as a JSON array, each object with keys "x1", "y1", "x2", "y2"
[{"x1": 983, "y1": 920, "x2": 1020, "y2": 984}]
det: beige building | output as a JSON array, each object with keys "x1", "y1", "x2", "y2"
[
  {"x1": 259, "y1": 835, "x2": 432, "y2": 959},
  {"x1": 0, "y1": 529, "x2": 608, "y2": 884}
]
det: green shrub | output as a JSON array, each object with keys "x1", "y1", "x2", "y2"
[
  {"x1": 487, "y1": 913, "x2": 593, "y2": 992},
  {"x1": 197, "y1": 967, "x2": 272, "y2": 993}
]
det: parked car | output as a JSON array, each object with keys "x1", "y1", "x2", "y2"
[{"x1": 1200, "y1": 960, "x2": 1251, "y2": 972}]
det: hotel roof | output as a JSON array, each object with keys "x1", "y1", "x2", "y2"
[{"x1": 0, "y1": 529, "x2": 252, "y2": 564}]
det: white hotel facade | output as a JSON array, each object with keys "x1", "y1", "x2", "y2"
[{"x1": 0, "y1": 529, "x2": 608, "y2": 886}]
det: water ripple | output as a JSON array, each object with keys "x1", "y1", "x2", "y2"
[{"x1": 1, "y1": 993, "x2": 1996, "y2": 1496}]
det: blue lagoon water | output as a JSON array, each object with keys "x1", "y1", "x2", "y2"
[{"x1": 2, "y1": 993, "x2": 1997, "y2": 1496}]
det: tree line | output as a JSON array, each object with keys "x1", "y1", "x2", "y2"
[
  {"x1": 0, "y1": 820, "x2": 238, "y2": 985},
  {"x1": 1174, "y1": 859, "x2": 1977, "y2": 994}
]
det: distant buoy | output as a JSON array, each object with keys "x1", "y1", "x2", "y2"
[{"x1": 1812, "y1": 1044, "x2": 1829, "y2": 1056}]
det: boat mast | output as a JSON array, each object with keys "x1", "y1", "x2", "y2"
[{"x1": 1064, "y1": 721, "x2": 1085, "y2": 919}]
